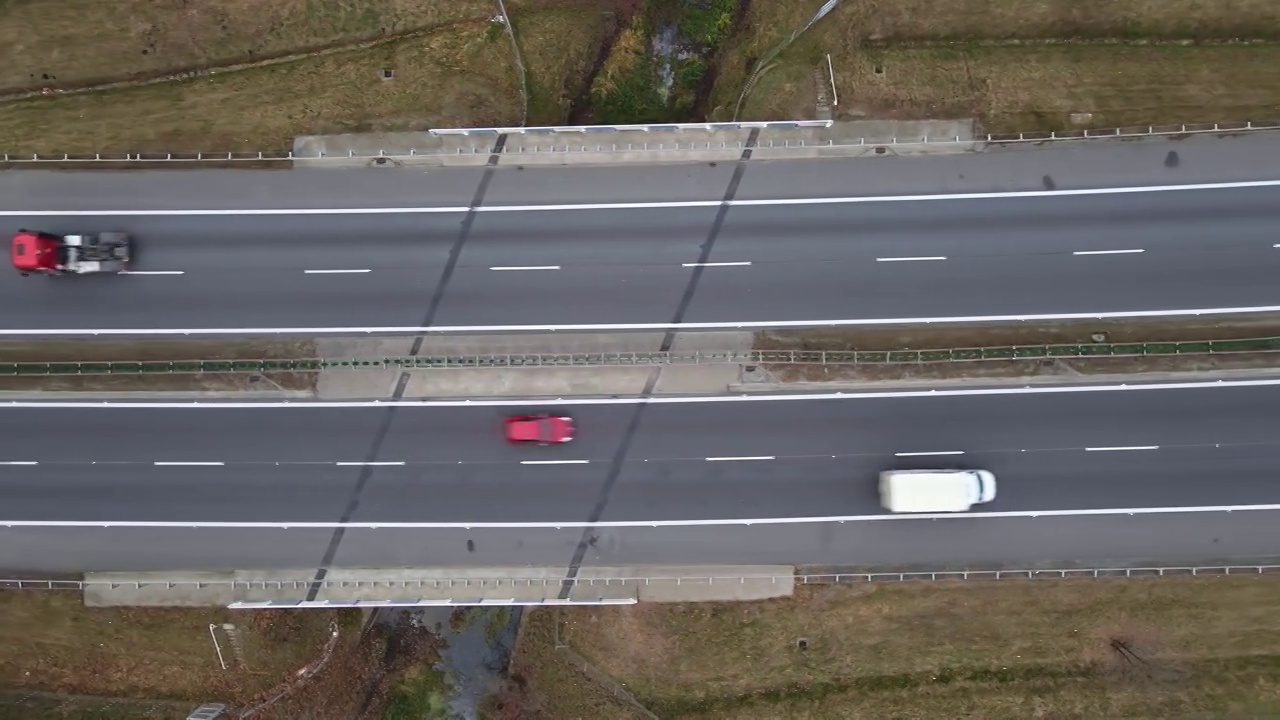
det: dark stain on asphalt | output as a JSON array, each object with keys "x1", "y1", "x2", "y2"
[
  {"x1": 1165, "y1": 150, "x2": 1180, "y2": 168},
  {"x1": 1042, "y1": 174, "x2": 1056, "y2": 190}
]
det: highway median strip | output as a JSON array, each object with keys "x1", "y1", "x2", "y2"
[
  {"x1": 10, "y1": 323, "x2": 1280, "y2": 394},
  {"x1": 9, "y1": 313, "x2": 1280, "y2": 396},
  {"x1": 750, "y1": 312, "x2": 1280, "y2": 386}
]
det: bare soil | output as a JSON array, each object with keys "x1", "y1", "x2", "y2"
[{"x1": 522, "y1": 576, "x2": 1280, "y2": 718}]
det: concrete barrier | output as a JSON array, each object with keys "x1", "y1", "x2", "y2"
[
  {"x1": 82, "y1": 566, "x2": 797, "y2": 607},
  {"x1": 291, "y1": 119, "x2": 979, "y2": 168}
]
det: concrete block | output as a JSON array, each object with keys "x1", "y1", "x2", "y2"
[
  {"x1": 400, "y1": 367, "x2": 655, "y2": 398},
  {"x1": 291, "y1": 120, "x2": 982, "y2": 169},
  {"x1": 652, "y1": 364, "x2": 738, "y2": 394},
  {"x1": 578, "y1": 565, "x2": 796, "y2": 602}
]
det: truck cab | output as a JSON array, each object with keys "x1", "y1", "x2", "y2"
[{"x1": 12, "y1": 229, "x2": 132, "y2": 276}]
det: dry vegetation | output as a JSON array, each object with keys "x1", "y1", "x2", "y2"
[
  {"x1": 504, "y1": 609, "x2": 654, "y2": 720},
  {"x1": 522, "y1": 577, "x2": 1280, "y2": 718},
  {"x1": 0, "y1": 593, "x2": 352, "y2": 703},
  {"x1": 753, "y1": 313, "x2": 1280, "y2": 384},
  {"x1": 513, "y1": 7, "x2": 620, "y2": 125},
  {"x1": 0, "y1": 0, "x2": 500, "y2": 91},
  {"x1": 0, "y1": 339, "x2": 318, "y2": 392},
  {"x1": 754, "y1": 313, "x2": 1280, "y2": 352},
  {"x1": 0, "y1": 0, "x2": 610, "y2": 153},
  {"x1": 712, "y1": 0, "x2": 1280, "y2": 130}
]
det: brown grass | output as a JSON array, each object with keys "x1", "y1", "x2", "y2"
[
  {"x1": 513, "y1": 7, "x2": 618, "y2": 124},
  {"x1": 0, "y1": 0, "x2": 499, "y2": 91},
  {"x1": 535, "y1": 578, "x2": 1280, "y2": 718},
  {"x1": 766, "y1": 353, "x2": 1280, "y2": 384},
  {"x1": 754, "y1": 314, "x2": 1280, "y2": 383},
  {"x1": 0, "y1": 19, "x2": 523, "y2": 154},
  {"x1": 711, "y1": 0, "x2": 1280, "y2": 129},
  {"x1": 0, "y1": 1, "x2": 609, "y2": 154},
  {"x1": 505, "y1": 610, "x2": 654, "y2": 720},
  {"x1": 0, "y1": 339, "x2": 318, "y2": 392},
  {"x1": 754, "y1": 313, "x2": 1280, "y2": 352},
  {"x1": 0, "y1": 593, "x2": 352, "y2": 703}
]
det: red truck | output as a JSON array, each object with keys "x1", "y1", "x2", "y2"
[{"x1": 11, "y1": 229, "x2": 132, "y2": 276}]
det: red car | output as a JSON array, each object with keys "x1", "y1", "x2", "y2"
[{"x1": 504, "y1": 414, "x2": 576, "y2": 444}]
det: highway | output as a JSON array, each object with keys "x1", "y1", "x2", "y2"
[
  {"x1": 4, "y1": 134, "x2": 1280, "y2": 576},
  {"x1": 1, "y1": 135, "x2": 1279, "y2": 330},
  {"x1": 4, "y1": 385, "x2": 1280, "y2": 571}
]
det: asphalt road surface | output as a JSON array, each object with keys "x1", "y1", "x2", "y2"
[
  {"x1": 4, "y1": 384, "x2": 1280, "y2": 571},
  {"x1": 2, "y1": 135, "x2": 1279, "y2": 330}
]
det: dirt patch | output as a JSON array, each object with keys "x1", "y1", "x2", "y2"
[
  {"x1": 0, "y1": 339, "x2": 318, "y2": 392},
  {"x1": 0, "y1": 593, "x2": 353, "y2": 704},
  {"x1": 710, "y1": 0, "x2": 1280, "y2": 129},
  {"x1": 528, "y1": 576, "x2": 1280, "y2": 718}
]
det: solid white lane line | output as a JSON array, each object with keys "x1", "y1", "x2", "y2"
[
  {"x1": 0, "y1": 461, "x2": 38, "y2": 465},
  {"x1": 11, "y1": 377, "x2": 1280, "y2": 408},
  {"x1": 121, "y1": 270, "x2": 184, "y2": 275},
  {"x1": 1072, "y1": 249, "x2": 1144, "y2": 256},
  {"x1": 1085, "y1": 445, "x2": 1160, "y2": 452},
  {"x1": 304, "y1": 269, "x2": 371, "y2": 274},
  {"x1": 15, "y1": 502, "x2": 1280, "y2": 529},
  {"x1": 11, "y1": 178, "x2": 1279, "y2": 217},
  {"x1": 683, "y1": 261, "x2": 752, "y2": 267},
  {"x1": 12, "y1": 304, "x2": 1280, "y2": 336},
  {"x1": 876, "y1": 256, "x2": 946, "y2": 262},
  {"x1": 153, "y1": 461, "x2": 225, "y2": 466},
  {"x1": 894, "y1": 451, "x2": 965, "y2": 457},
  {"x1": 705, "y1": 456, "x2": 775, "y2": 461},
  {"x1": 489, "y1": 266, "x2": 561, "y2": 271},
  {"x1": 335, "y1": 461, "x2": 406, "y2": 467},
  {"x1": 520, "y1": 460, "x2": 590, "y2": 465}
]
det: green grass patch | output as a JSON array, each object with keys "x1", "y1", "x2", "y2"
[{"x1": 383, "y1": 664, "x2": 452, "y2": 720}]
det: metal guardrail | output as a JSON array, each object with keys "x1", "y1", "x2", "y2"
[
  {"x1": 3, "y1": 565, "x2": 1278, "y2": 592},
  {"x1": 4, "y1": 120, "x2": 1277, "y2": 163},
  {"x1": 8, "y1": 336, "x2": 1280, "y2": 376},
  {"x1": 429, "y1": 120, "x2": 832, "y2": 135}
]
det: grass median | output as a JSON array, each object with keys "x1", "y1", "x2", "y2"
[
  {"x1": 0, "y1": 339, "x2": 317, "y2": 392},
  {"x1": 513, "y1": 575, "x2": 1280, "y2": 718},
  {"x1": 753, "y1": 313, "x2": 1280, "y2": 384}
]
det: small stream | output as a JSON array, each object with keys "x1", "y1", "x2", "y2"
[{"x1": 381, "y1": 606, "x2": 523, "y2": 720}]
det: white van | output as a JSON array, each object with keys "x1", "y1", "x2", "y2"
[{"x1": 878, "y1": 469, "x2": 997, "y2": 513}]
